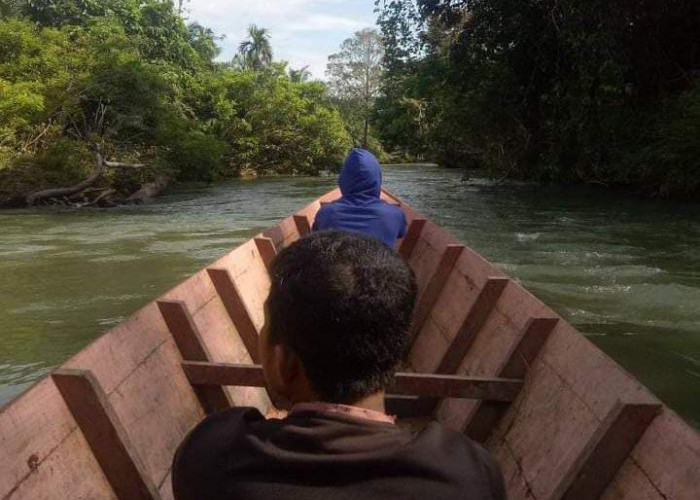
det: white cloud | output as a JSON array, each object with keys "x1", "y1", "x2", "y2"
[
  {"x1": 185, "y1": 0, "x2": 377, "y2": 78},
  {"x1": 288, "y1": 14, "x2": 366, "y2": 33}
]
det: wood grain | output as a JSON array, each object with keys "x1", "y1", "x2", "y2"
[
  {"x1": 157, "y1": 300, "x2": 233, "y2": 414},
  {"x1": 207, "y1": 268, "x2": 261, "y2": 363},
  {"x1": 51, "y1": 369, "x2": 160, "y2": 500}
]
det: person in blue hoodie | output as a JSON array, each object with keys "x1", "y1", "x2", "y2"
[{"x1": 313, "y1": 149, "x2": 407, "y2": 248}]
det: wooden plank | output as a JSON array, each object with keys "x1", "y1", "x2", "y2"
[
  {"x1": 549, "y1": 402, "x2": 661, "y2": 500},
  {"x1": 399, "y1": 218, "x2": 427, "y2": 260},
  {"x1": 411, "y1": 244, "x2": 466, "y2": 337},
  {"x1": 500, "y1": 317, "x2": 560, "y2": 379},
  {"x1": 181, "y1": 361, "x2": 522, "y2": 402},
  {"x1": 254, "y1": 237, "x2": 277, "y2": 270},
  {"x1": 436, "y1": 277, "x2": 510, "y2": 375},
  {"x1": 206, "y1": 268, "x2": 261, "y2": 363},
  {"x1": 156, "y1": 301, "x2": 232, "y2": 414},
  {"x1": 183, "y1": 362, "x2": 266, "y2": 388},
  {"x1": 293, "y1": 214, "x2": 312, "y2": 237},
  {"x1": 51, "y1": 369, "x2": 160, "y2": 500},
  {"x1": 464, "y1": 317, "x2": 559, "y2": 442}
]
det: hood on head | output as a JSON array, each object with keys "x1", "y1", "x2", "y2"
[{"x1": 338, "y1": 149, "x2": 382, "y2": 199}]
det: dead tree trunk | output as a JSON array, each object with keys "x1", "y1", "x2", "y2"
[
  {"x1": 26, "y1": 147, "x2": 107, "y2": 206},
  {"x1": 24, "y1": 146, "x2": 146, "y2": 206}
]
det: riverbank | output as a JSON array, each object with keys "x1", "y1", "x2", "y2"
[{"x1": 2, "y1": 165, "x2": 699, "y2": 426}]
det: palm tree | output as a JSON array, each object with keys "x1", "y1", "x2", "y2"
[
  {"x1": 289, "y1": 65, "x2": 312, "y2": 83},
  {"x1": 237, "y1": 24, "x2": 273, "y2": 71}
]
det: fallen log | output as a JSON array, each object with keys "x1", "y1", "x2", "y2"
[
  {"x1": 26, "y1": 147, "x2": 107, "y2": 206},
  {"x1": 25, "y1": 146, "x2": 149, "y2": 207}
]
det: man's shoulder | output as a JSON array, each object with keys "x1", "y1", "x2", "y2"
[
  {"x1": 416, "y1": 422, "x2": 506, "y2": 499},
  {"x1": 172, "y1": 407, "x2": 272, "y2": 499},
  {"x1": 377, "y1": 201, "x2": 407, "y2": 226},
  {"x1": 173, "y1": 409, "x2": 263, "y2": 478}
]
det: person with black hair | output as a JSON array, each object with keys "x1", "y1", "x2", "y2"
[{"x1": 172, "y1": 231, "x2": 505, "y2": 500}]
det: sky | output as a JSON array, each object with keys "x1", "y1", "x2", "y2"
[{"x1": 185, "y1": 0, "x2": 378, "y2": 79}]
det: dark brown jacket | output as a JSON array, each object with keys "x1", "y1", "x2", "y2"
[{"x1": 173, "y1": 407, "x2": 506, "y2": 500}]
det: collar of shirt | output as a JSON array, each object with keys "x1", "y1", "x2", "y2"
[{"x1": 290, "y1": 402, "x2": 396, "y2": 425}]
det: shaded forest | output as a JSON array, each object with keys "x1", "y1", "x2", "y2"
[{"x1": 374, "y1": 0, "x2": 700, "y2": 197}]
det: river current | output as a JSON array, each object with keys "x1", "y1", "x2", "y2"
[{"x1": 1, "y1": 165, "x2": 699, "y2": 426}]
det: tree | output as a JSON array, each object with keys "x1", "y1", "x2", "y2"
[
  {"x1": 289, "y1": 65, "x2": 311, "y2": 83},
  {"x1": 237, "y1": 24, "x2": 273, "y2": 71},
  {"x1": 326, "y1": 29, "x2": 384, "y2": 147},
  {"x1": 188, "y1": 22, "x2": 222, "y2": 62},
  {"x1": 0, "y1": 5, "x2": 353, "y2": 207}
]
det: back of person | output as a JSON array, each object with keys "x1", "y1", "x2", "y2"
[
  {"x1": 172, "y1": 231, "x2": 505, "y2": 500},
  {"x1": 313, "y1": 148, "x2": 406, "y2": 248},
  {"x1": 174, "y1": 407, "x2": 504, "y2": 500}
]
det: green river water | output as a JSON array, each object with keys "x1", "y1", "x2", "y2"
[{"x1": 1, "y1": 165, "x2": 699, "y2": 426}]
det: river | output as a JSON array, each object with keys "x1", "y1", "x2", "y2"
[{"x1": 1, "y1": 165, "x2": 699, "y2": 426}]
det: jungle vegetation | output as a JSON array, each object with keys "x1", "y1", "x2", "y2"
[
  {"x1": 0, "y1": 0, "x2": 351, "y2": 206},
  {"x1": 373, "y1": 0, "x2": 700, "y2": 197},
  {"x1": 1, "y1": 0, "x2": 698, "y2": 205}
]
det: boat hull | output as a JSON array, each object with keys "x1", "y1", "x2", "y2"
[{"x1": 1, "y1": 189, "x2": 698, "y2": 500}]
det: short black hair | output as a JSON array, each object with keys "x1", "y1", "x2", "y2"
[{"x1": 266, "y1": 231, "x2": 417, "y2": 404}]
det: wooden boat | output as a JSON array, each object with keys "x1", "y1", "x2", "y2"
[{"x1": 1, "y1": 188, "x2": 698, "y2": 500}]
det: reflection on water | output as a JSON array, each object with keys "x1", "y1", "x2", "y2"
[{"x1": 1, "y1": 166, "x2": 699, "y2": 426}]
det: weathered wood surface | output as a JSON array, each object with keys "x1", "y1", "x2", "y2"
[
  {"x1": 464, "y1": 317, "x2": 559, "y2": 443},
  {"x1": 293, "y1": 214, "x2": 312, "y2": 237},
  {"x1": 182, "y1": 361, "x2": 524, "y2": 402},
  {"x1": 207, "y1": 268, "x2": 261, "y2": 363},
  {"x1": 398, "y1": 218, "x2": 427, "y2": 260},
  {"x1": 254, "y1": 237, "x2": 277, "y2": 270},
  {"x1": 157, "y1": 301, "x2": 233, "y2": 414},
  {"x1": 410, "y1": 244, "x2": 466, "y2": 337},
  {"x1": 548, "y1": 402, "x2": 661, "y2": 500},
  {"x1": 1, "y1": 188, "x2": 698, "y2": 500},
  {"x1": 388, "y1": 200, "x2": 699, "y2": 499},
  {"x1": 436, "y1": 277, "x2": 510, "y2": 375},
  {"x1": 52, "y1": 369, "x2": 160, "y2": 500}
]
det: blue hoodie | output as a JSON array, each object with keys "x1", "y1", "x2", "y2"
[{"x1": 313, "y1": 149, "x2": 407, "y2": 248}]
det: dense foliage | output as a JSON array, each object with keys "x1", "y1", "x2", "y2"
[
  {"x1": 0, "y1": 1, "x2": 351, "y2": 205},
  {"x1": 374, "y1": 0, "x2": 700, "y2": 196}
]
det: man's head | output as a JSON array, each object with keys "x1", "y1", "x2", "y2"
[{"x1": 260, "y1": 231, "x2": 417, "y2": 407}]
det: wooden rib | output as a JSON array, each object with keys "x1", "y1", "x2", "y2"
[
  {"x1": 51, "y1": 369, "x2": 160, "y2": 500},
  {"x1": 293, "y1": 214, "x2": 312, "y2": 237},
  {"x1": 436, "y1": 277, "x2": 510, "y2": 375},
  {"x1": 206, "y1": 268, "x2": 260, "y2": 363},
  {"x1": 411, "y1": 244, "x2": 466, "y2": 337},
  {"x1": 183, "y1": 362, "x2": 266, "y2": 388},
  {"x1": 398, "y1": 218, "x2": 427, "y2": 260},
  {"x1": 499, "y1": 317, "x2": 560, "y2": 379},
  {"x1": 156, "y1": 301, "x2": 232, "y2": 414},
  {"x1": 549, "y1": 402, "x2": 661, "y2": 500},
  {"x1": 392, "y1": 372, "x2": 522, "y2": 401},
  {"x1": 254, "y1": 237, "x2": 277, "y2": 270},
  {"x1": 464, "y1": 317, "x2": 559, "y2": 442},
  {"x1": 181, "y1": 361, "x2": 522, "y2": 402}
]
